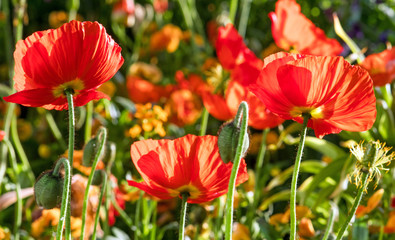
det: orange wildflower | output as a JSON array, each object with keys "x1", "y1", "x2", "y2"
[
  {"x1": 150, "y1": 24, "x2": 183, "y2": 53},
  {"x1": 360, "y1": 48, "x2": 395, "y2": 86},
  {"x1": 356, "y1": 188, "x2": 384, "y2": 218},
  {"x1": 165, "y1": 89, "x2": 202, "y2": 126}
]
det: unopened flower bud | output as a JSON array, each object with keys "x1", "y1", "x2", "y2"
[
  {"x1": 217, "y1": 121, "x2": 249, "y2": 163},
  {"x1": 91, "y1": 170, "x2": 106, "y2": 186},
  {"x1": 102, "y1": 141, "x2": 116, "y2": 164},
  {"x1": 34, "y1": 170, "x2": 63, "y2": 209},
  {"x1": 82, "y1": 136, "x2": 100, "y2": 167}
]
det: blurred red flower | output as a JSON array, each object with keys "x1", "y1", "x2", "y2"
[
  {"x1": 269, "y1": 0, "x2": 343, "y2": 56},
  {"x1": 249, "y1": 52, "x2": 376, "y2": 138},
  {"x1": 360, "y1": 48, "x2": 395, "y2": 86},
  {"x1": 0, "y1": 130, "x2": 5, "y2": 141},
  {"x1": 108, "y1": 176, "x2": 126, "y2": 226},
  {"x1": 128, "y1": 134, "x2": 249, "y2": 203},
  {"x1": 3, "y1": 20, "x2": 124, "y2": 110},
  {"x1": 153, "y1": 0, "x2": 168, "y2": 13}
]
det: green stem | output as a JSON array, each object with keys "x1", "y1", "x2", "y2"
[
  {"x1": 237, "y1": 0, "x2": 251, "y2": 38},
  {"x1": 199, "y1": 108, "x2": 209, "y2": 136},
  {"x1": 3, "y1": 139, "x2": 21, "y2": 240},
  {"x1": 52, "y1": 158, "x2": 71, "y2": 240},
  {"x1": 45, "y1": 111, "x2": 67, "y2": 149},
  {"x1": 14, "y1": 0, "x2": 26, "y2": 42},
  {"x1": 11, "y1": 114, "x2": 35, "y2": 184},
  {"x1": 65, "y1": 89, "x2": 75, "y2": 240},
  {"x1": 247, "y1": 128, "x2": 269, "y2": 227},
  {"x1": 68, "y1": 0, "x2": 79, "y2": 21},
  {"x1": 84, "y1": 101, "x2": 93, "y2": 144},
  {"x1": 380, "y1": 85, "x2": 393, "y2": 109},
  {"x1": 179, "y1": 193, "x2": 189, "y2": 240},
  {"x1": 111, "y1": 193, "x2": 134, "y2": 227},
  {"x1": 333, "y1": 13, "x2": 364, "y2": 63},
  {"x1": 229, "y1": 0, "x2": 239, "y2": 24},
  {"x1": 80, "y1": 127, "x2": 107, "y2": 240},
  {"x1": 150, "y1": 201, "x2": 157, "y2": 240},
  {"x1": 290, "y1": 115, "x2": 309, "y2": 240},
  {"x1": 224, "y1": 101, "x2": 249, "y2": 240},
  {"x1": 91, "y1": 172, "x2": 107, "y2": 240},
  {"x1": 335, "y1": 171, "x2": 369, "y2": 240},
  {"x1": 322, "y1": 202, "x2": 338, "y2": 240},
  {"x1": 134, "y1": 191, "x2": 143, "y2": 239}
]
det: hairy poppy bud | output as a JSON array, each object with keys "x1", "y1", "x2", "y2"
[
  {"x1": 91, "y1": 170, "x2": 106, "y2": 186},
  {"x1": 217, "y1": 121, "x2": 249, "y2": 163},
  {"x1": 34, "y1": 170, "x2": 63, "y2": 209},
  {"x1": 82, "y1": 136, "x2": 100, "y2": 167},
  {"x1": 102, "y1": 141, "x2": 116, "y2": 164}
]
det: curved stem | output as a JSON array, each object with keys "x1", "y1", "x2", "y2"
[
  {"x1": 224, "y1": 101, "x2": 249, "y2": 240},
  {"x1": 199, "y1": 108, "x2": 209, "y2": 136},
  {"x1": 68, "y1": 0, "x2": 79, "y2": 21},
  {"x1": 3, "y1": 139, "x2": 21, "y2": 240},
  {"x1": 84, "y1": 101, "x2": 93, "y2": 144},
  {"x1": 52, "y1": 158, "x2": 71, "y2": 240},
  {"x1": 290, "y1": 115, "x2": 309, "y2": 240},
  {"x1": 91, "y1": 172, "x2": 107, "y2": 240},
  {"x1": 178, "y1": 193, "x2": 189, "y2": 240},
  {"x1": 247, "y1": 128, "x2": 269, "y2": 227},
  {"x1": 80, "y1": 127, "x2": 107, "y2": 240},
  {"x1": 65, "y1": 89, "x2": 75, "y2": 240},
  {"x1": 111, "y1": 192, "x2": 134, "y2": 227},
  {"x1": 11, "y1": 114, "x2": 35, "y2": 184},
  {"x1": 335, "y1": 171, "x2": 369, "y2": 240},
  {"x1": 229, "y1": 0, "x2": 239, "y2": 24}
]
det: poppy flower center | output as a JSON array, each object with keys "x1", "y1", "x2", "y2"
[
  {"x1": 290, "y1": 106, "x2": 324, "y2": 119},
  {"x1": 52, "y1": 79, "x2": 85, "y2": 98},
  {"x1": 175, "y1": 184, "x2": 200, "y2": 199}
]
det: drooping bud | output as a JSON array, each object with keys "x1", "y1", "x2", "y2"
[
  {"x1": 34, "y1": 170, "x2": 63, "y2": 209},
  {"x1": 91, "y1": 170, "x2": 106, "y2": 186},
  {"x1": 82, "y1": 136, "x2": 100, "y2": 167},
  {"x1": 102, "y1": 141, "x2": 116, "y2": 164},
  {"x1": 82, "y1": 128, "x2": 107, "y2": 167},
  {"x1": 217, "y1": 121, "x2": 249, "y2": 163}
]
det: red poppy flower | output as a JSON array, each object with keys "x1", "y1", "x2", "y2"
[
  {"x1": 249, "y1": 52, "x2": 376, "y2": 138},
  {"x1": 360, "y1": 48, "x2": 395, "y2": 86},
  {"x1": 165, "y1": 89, "x2": 202, "y2": 126},
  {"x1": 216, "y1": 23, "x2": 263, "y2": 85},
  {"x1": 269, "y1": 0, "x2": 343, "y2": 56},
  {"x1": 3, "y1": 20, "x2": 124, "y2": 110},
  {"x1": 127, "y1": 134, "x2": 249, "y2": 204},
  {"x1": 204, "y1": 24, "x2": 284, "y2": 129}
]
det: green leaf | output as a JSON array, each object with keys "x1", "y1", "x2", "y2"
[
  {"x1": 304, "y1": 137, "x2": 347, "y2": 160},
  {"x1": 265, "y1": 160, "x2": 325, "y2": 191},
  {"x1": 351, "y1": 221, "x2": 369, "y2": 240},
  {"x1": 259, "y1": 190, "x2": 290, "y2": 211}
]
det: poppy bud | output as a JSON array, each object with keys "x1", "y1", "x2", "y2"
[
  {"x1": 82, "y1": 136, "x2": 100, "y2": 167},
  {"x1": 91, "y1": 170, "x2": 106, "y2": 186},
  {"x1": 34, "y1": 170, "x2": 63, "y2": 209},
  {"x1": 102, "y1": 141, "x2": 116, "y2": 164},
  {"x1": 217, "y1": 121, "x2": 249, "y2": 163}
]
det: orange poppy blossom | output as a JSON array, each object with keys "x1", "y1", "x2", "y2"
[
  {"x1": 149, "y1": 24, "x2": 183, "y2": 53},
  {"x1": 199, "y1": 23, "x2": 284, "y2": 129},
  {"x1": 126, "y1": 62, "x2": 173, "y2": 104},
  {"x1": 248, "y1": 52, "x2": 376, "y2": 138},
  {"x1": 127, "y1": 134, "x2": 249, "y2": 204},
  {"x1": 3, "y1": 20, "x2": 124, "y2": 110},
  {"x1": 269, "y1": 0, "x2": 343, "y2": 56},
  {"x1": 359, "y1": 48, "x2": 395, "y2": 86}
]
